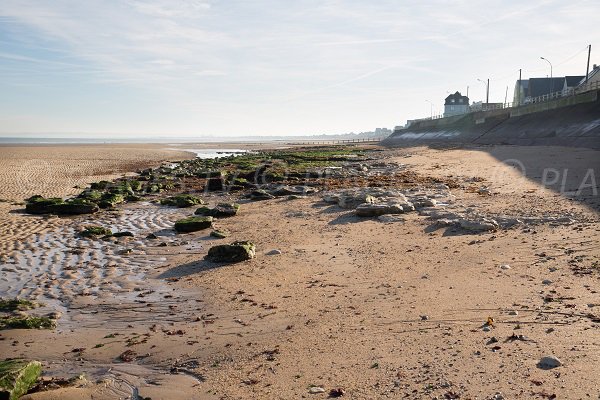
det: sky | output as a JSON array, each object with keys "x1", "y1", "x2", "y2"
[{"x1": 1, "y1": 0, "x2": 599, "y2": 138}]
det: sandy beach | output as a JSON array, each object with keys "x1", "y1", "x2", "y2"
[{"x1": 0, "y1": 142, "x2": 598, "y2": 400}]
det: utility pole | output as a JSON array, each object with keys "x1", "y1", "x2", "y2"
[
  {"x1": 487, "y1": 78, "x2": 490, "y2": 104},
  {"x1": 586, "y1": 44, "x2": 591, "y2": 83}
]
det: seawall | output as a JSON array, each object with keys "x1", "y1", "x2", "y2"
[{"x1": 384, "y1": 90, "x2": 600, "y2": 149}]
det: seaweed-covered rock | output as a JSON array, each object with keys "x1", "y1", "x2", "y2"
[
  {"x1": 210, "y1": 229, "x2": 229, "y2": 239},
  {"x1": 249, "y1": 189, "x2": 275, "y2": 201},
  {"x1": 79, "y1": 226, "x2": 112, "y2": 238},
  {"x1": 0, "y1": 316, "x2": 56, "y2": 330},
  {"x1": 25, "y1": 196, "x2": 98, "y2": 215},
  {"x1": 90, "y1": 180, "x2": 110, "y2": 190},
  {"x1": 195, "y1": 203, "x2": 240, "y2": 218},
  {"x1": 0, "y1": 299, "x2": 38, "y2": 312},
  {"x1": 24, "y1": 196, "x2": 64, "y2": 214},
  {"x1": 51, "y1": 199, "x2": 99, "y2": 215},
  {"x1": 98, "y1": 193, "x2": 125, "y2": 208},
  {"x1": 0, "y1": 359, "x2": 42, "y2": 400},
  {"x1": 161, "y1": 194, "x2": 205, "y2": 208},
  {"x1": 206, "y1": 241, "x2": 256, "y2": 263},
  {"x1": 174, "y1": 216, "x2": 213, "y2": 233}
]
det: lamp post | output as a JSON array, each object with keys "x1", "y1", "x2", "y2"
[
  {"x1": 477, "y1": 78, "x2": 489, "y2": 105},
  {"x1": 425, "y1": 100, "x2": 433, "y2": 119},
  {"x1": 540, "y1": 56, "x2": 553, "y2": 94}
]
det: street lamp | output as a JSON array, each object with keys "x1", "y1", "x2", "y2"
[
  {"x1": 425, "y1": 100, "x2": 433, "y2": 119},
  {"x1": 540, "y1": 56, "x2": 554, "y2": 94},
  {"x1": 477, "y1": 78, "x2": 489, "y2": 104}
]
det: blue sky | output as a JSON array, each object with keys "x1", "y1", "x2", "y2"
[{"x1": 1, "y1": 0, "x2": 599, "y2": 138}]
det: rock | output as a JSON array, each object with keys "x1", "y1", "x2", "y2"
[
  {"x1": 308, "y1": 386, "x2": 325, "y2": 394},
  {"x1": 174, "y1": 216, "x2": 213, "y2": 233},
  {"x1": 78, "y1": 226, "x2": 112, "y2": 238},
  {"x1": 482, "y1": 326, "x2": 491, "y2": 332},
  {"x1": 270, "y1": 185, "x2": 313, "y2": 197},
  {"x1": 210, "y1": 230, "x2": 229, "y2": 239},
  {"x1": 538, "y1": 355, "x2": 562, "y2": 369},
  {"x1": 98, "y1": 193, "x2": 125, "y2": 209},
  {"x1": 377, "y1": 215, "x2": 405, "y2": 223},
  {"x1": 206, "y1": 241, "x2": 256, "y2": 263},
  {"x1": 112, "y1": 231, "x2": 134, "y2": 238},
  {"x1": 160, "y1": 194, "x2": 204, "y2": 208},
  {"x1": 412, "y1": 197, "x2": 437, "y2": 208},
  {"x1": 355, "y1": 203, "x2": 404, "y2": 217},
  {"x1": 206, "y1": 177, "x2": 225, "y2": 191},
  {"x1": 329, "y1": 388, "x2": 346, "y2": 397},
  {"x1": 420, "y1": 315, "x2": 429, "y2": 320},
  {"x1": 25, "y1": 196, "x2": 99, "y2": 215},
  {"x1": 146, "y1": 233, "x2": 158, "y2": 239},
  {"x1": 500, "y1": 264, "x2": 511, "y2": 270},
  {"x1": 458, "y1": 218, "x2": 499, "y2": 232},
  {"x1": 508, "y1": 310, "x2": 518, "y2": 316},
  {"x1": 195, "y1": 203, "x2": 240, "y2": 218},
  {"x1": 249, "y1": 189, "x2": 275, "y2": 201},
  {"x1": 266, "y1": 249, "x2": 282, "y2": 255},
  {"x1": 0, "y1": 359, "x2": 42, "y2": 400},
  {"x1": 542, "y1": 279, "x2": 553, "y2": 285},
  {"x1": 339, "y1": 194, "x2": 376, "y2": 209}
]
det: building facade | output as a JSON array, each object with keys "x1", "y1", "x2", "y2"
[{"x1": 444, "y1": 91, "x2": 469, "y2": 117}]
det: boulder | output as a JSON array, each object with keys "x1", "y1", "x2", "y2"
[
  {"x1": 0, "y1": 359, "x2": 42, "y2": 400},
  {"x1": 195, "y1": 203, "x2": 240, "y2": 218},
  {"x1": 174, "y1": 216, "x2": 213, "y2": 233},
  {"x1": 206, "y1": 241, "x2": 256, "y2": 263}
]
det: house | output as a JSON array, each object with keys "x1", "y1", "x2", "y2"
[
  {"x1": 562, "y1": 75, "x2": 585, "y2": 95},
  {"x1": 513, "y1": 77, "x2": 565, "y2": 104},
  {"x1": 513, "y1": 79, "x2": 529, "y2": 106},
  {"x1": 444, "y1": 91, "x2": 469, "y2": 117},
  {"x1": 577, "y1": 64, "x2": 600, "y2": 92}
]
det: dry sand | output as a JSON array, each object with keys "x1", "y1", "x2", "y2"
[{"x1": 0, "y1": 143, "x2": 598, "y2": 400}]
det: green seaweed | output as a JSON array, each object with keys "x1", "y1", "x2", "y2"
[
  {"x1": 0, "y1": 359, "x2": 42, "y2": 400},
  {"x1": 0, "y1": 316, "x2": 56, "y2": 330}
]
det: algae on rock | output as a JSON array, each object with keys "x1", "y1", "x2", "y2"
[
  {"x1": 0, "y1": 359, "x2": 42, "y2": 400},
  {"x1": 206, "y1": 241, "x2": 256, "y2": 263},
  {"x1": 174, "y1": 216, "x2": 213, "y2": 233}
]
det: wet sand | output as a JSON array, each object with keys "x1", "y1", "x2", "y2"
[{"x1": 0, "y1": 143, "x2": 599, "y2": 399}]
